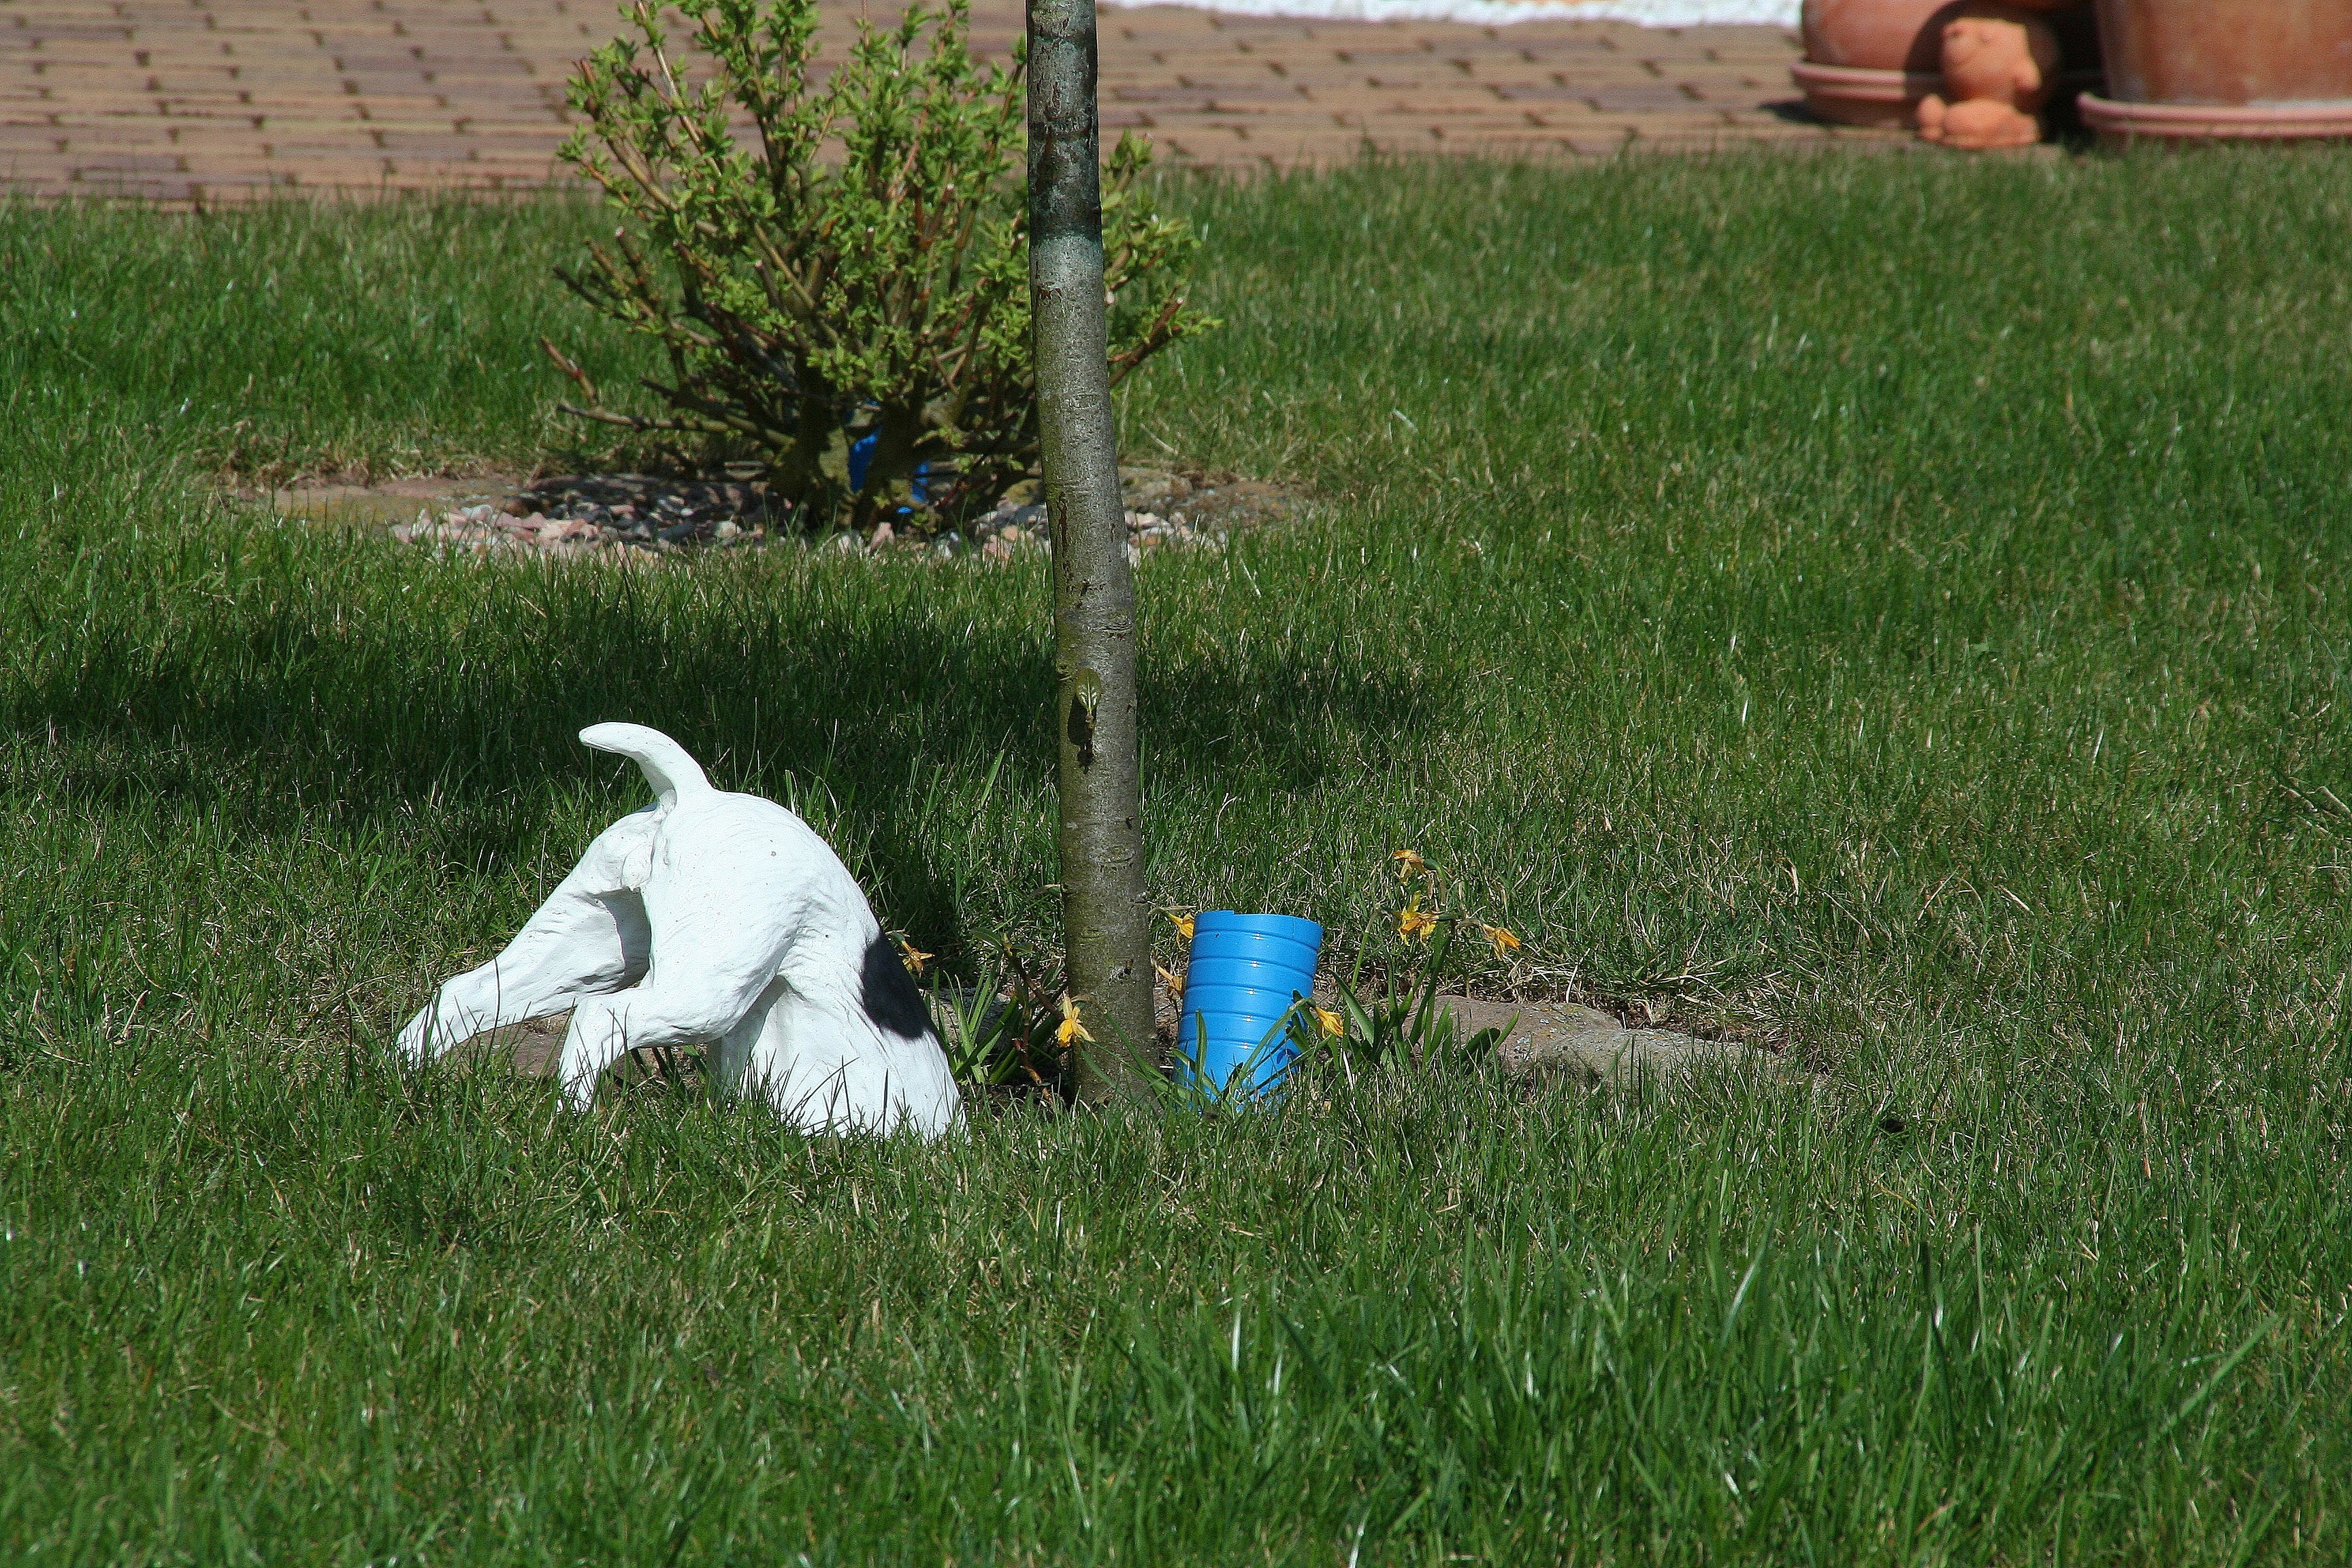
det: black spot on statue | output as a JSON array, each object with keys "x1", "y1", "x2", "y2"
[{"x1": 861, "y1": 934, "x2": 933, "y2": 1041}]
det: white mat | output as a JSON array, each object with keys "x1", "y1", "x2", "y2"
[{"x1": 1102, "y1": 0, "x2": 1800, "y2": 26}]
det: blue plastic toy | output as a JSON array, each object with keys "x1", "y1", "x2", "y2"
[
  {"x1": 846, "y1": 432, "x2": 930, "y2": 505},
  {"x1": 1176, "y1": 911, "x2": 1324, "y2": 1096}
]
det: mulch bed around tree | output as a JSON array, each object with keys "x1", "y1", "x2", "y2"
[{"x1": 255, "y1": 466, "x2": 1301, "y2": 564}]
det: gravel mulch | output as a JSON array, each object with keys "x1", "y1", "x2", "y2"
[{"x1": 365, "y1": 467, "x2": 1299, "y2": 564}]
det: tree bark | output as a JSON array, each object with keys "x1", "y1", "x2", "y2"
[{"x1": 1027, "y1": 0, "x2": 1152, "y2": 1100}]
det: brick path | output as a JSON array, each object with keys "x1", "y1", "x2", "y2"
[{"x1": 0, "y1": 0, "x2": 1865, "y2": 202}]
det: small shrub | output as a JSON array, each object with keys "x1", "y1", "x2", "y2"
[{"x1": 553, "y1": 0, "x2": 1214, "y2": 529}]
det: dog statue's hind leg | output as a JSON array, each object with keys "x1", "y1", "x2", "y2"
[
  {"x1": 396, "y1": 809, "x2": 659, "y2": 1065},
  {"x1": 553, "y1": 928, "x2": 792, "y2": 1109}
]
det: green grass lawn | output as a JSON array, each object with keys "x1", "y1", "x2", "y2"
[{"x1": 3, "y1": 146, "x2": 2350, "y2": 1564}]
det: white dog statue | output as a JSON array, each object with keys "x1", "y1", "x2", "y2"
[{"x1": 397, "y1": 723, "x2": 961, "y2": 1137}]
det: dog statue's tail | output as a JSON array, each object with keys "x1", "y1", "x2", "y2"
[{"x1": 579, "y1": 723, "x2": 715, "y2": 809}]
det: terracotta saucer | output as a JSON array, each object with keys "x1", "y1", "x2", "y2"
[
  {"x1": 2079, "y1": 94, "x2": 2352, "y2": 143},
  {"x1": 1790, "y1": 59, "x2": 1942, "y2": 127}
]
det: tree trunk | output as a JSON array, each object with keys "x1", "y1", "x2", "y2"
[{"x1": 1026, "y1": 0, "x2": 1153, "y2": 1100}]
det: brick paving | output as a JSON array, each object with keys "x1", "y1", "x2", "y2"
[{"x1": 0, "y1": 0, "x2": 1870, "y2": 202}]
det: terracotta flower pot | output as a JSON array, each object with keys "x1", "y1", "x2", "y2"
[
  {"x1": 1793, "y1": 0, "x2": 1948, "y2": 125},
  {"x1": 2080, "y1": 0, "x2": 2352, "y2": 143},
  {"x1": 1801, "y1": 0, "x2": 1953, "y2": 71},
  {"x1": 1795, "y1": 0, "x2": 2097, "y2": 129}
]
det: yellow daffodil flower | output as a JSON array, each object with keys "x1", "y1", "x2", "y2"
[
  {"x1": 1315, "y1": 1005, "x2": 1344, "y2": 1037},
  {"x1": 1391, "y1": 848, "x2": 1428, "y2": 881},
  {"x1": 1056, "y1": 994, "x2": 1092, "y2": 1047},
  {"x1": 898, "y1": 939, "x2": 934, "y2": 976},
  {"x1": 1168, "y1": 911, "x2": 1196, "y2": 941},
  {"x1": 1397, "y1": 898, "x2": 1438, "y2": 943},
  {"x1": 1156, "y1": 962, "x2": 1187, "y2": 1003},
  {"x1": 1480, "y1": 924, "x2": 1522, "y2": 958}
]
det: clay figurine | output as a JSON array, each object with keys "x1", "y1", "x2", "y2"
[
  {"x1": 1916, "y1": 1, "x2": 2063, "y2": 149},
  {"x1": 398, "y1": 723, "x2": 962, "y2": 1137}
]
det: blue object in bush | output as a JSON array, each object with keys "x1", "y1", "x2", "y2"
[
  {"x1": 1176, "y1": 911, "x2": 1324, "y2": 1096},
  {"x1": 846, "y1": 432, "x2": 930, "y2": 504}
]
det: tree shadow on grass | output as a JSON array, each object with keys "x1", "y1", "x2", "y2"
[{"x1": 18, "y1": 581, "x2": 1449, "y2": 964}]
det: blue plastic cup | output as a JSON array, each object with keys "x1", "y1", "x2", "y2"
[
  {"x1": 846, "y1": 432, "x2": 932, "y2": 504},
  {"x1": 1177, "y1": 911, "x2": 1323, "y2": 1096}
]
